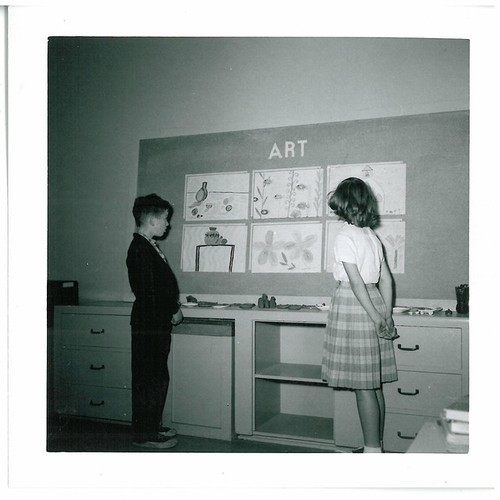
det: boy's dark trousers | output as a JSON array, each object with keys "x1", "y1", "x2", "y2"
[{"x1": 131, "y1": 329, "x2": 172, "y2": 442}]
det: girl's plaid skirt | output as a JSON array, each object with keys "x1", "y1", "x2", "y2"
[{"x1": 321, "y1": 282, "x2": 398, "y2": 390}]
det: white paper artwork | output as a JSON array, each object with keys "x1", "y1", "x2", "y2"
[
  {"x1": 374, "y1": 220, "x2": 406, "y2": 274},
  {"x1": 252, "y1": 166, "x2": 323, "y2": 219},
  {"x1": 250, "y1": 222, "x2": 323, "y2": 273},
  {"x1": 184, "y1": 172, "x2": 250, "y2": 221},
  {"x1": 181, "y1": 224, "x2": 248, "y2": 272},
  {"x1": 327, "y1": 162, "x2": 406, "y2": 216},
  {"x1": 324, "y1": 220, "x2": 406, "y2": 274}
]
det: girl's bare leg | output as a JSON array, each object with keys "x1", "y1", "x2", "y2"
[{"x1": 354, "y1": 389, "x2": 381, "y2": 448}]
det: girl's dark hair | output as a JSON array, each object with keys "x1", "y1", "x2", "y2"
[
  {"x1": 328, "y1": 177, "x2": 379, "y2": 228},
  {"x1": 132, "y1": 193, "x2": 173, "y2": 226}
]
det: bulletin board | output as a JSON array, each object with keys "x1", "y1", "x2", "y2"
[{"x1": 137, "y1": 111, "x2": 469, "y2": 300}]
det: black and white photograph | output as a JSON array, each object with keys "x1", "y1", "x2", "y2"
[{"x1": 4, "y1": 1, "x2": 499, "y2": 499}]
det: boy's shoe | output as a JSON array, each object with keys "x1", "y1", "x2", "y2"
[
  {"x1": 159, "y1": 426, "x2": 178, "y2": 438},
  {"x1": 133, "y1": 434, "x2": 178, "y2": 449}
]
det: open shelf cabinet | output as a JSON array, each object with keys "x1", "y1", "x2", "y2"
[{"x1": 253, "y1": 321, "x2": 335, "y2": 446}]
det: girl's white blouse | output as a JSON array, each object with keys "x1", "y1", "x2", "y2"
[{"x1": 332, "y1": 222, "x2": 385, "y2": 284}]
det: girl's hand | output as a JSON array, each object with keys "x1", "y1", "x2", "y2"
[
  {"x1": 385, "y1": 315, "x2": 394, "y2": 332},
  {"x1": 374, "y1": 315, "x2": 387, "y2": 336}
]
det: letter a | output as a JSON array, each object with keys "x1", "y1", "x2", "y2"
[{"x1": 268, "y1": 143, "x2": 282, "y2": 159}]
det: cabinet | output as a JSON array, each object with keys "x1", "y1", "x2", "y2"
[
  {"x1": 53, "y1": 306, "x2": 132, "y2": 422},
  {"x1": 333, "y1": 317, "x2": 469, "y2": 452},
  {"x1": 52, "y1": 303, "x2": 468, "y2": 452},
  {"x1": 52, "y1": 305, "x2": 235, "y2": 440},
  {"x1": 163, "y1": 318, "x2": 235, "y2": 441},
  {"x1": 252, "y1": 321, "x2": 335, "y2": 449}
]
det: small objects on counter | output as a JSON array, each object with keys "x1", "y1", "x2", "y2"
[
  {"x1": 186, "y1": 295, "x2": 198, "y2": 303},
  {"x1": 315, "y1": 303, "x2": 329, "y2": 311},
  {"x1": 445, "y1": 309, "x2": 453, "y2": 316},
  {"x1": 407, "y1": 307, "x2": 443, "y2": 315},
  {"x1": 257, "y1": 293, "x2": 277, "y2": 308}
]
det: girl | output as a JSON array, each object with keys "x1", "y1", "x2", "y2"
[{"x1": 321, "y1": 177, "x2": 398, "y2": 453}]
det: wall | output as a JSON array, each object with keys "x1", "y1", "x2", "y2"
[
  {"x1": 47, "y1": 37, "x2": 469, "y2": 301},
  {"x1": 138, "y1": 111, "x2": 468, "y2": 300}
]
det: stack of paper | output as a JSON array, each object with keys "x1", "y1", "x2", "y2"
[{"x1": 439, "y1": 395, "x2": 469, "y2": 451}]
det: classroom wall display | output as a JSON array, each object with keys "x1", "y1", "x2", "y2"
[
  {"x1": 181, "y1": 224, "x2": 248, "y2": 272},
  {"x1": 184, "y1": 172, "x2": 250, "y2": 221},
  {"x1": 325, "y1": 220, "x2": 406, "y2": 274},
  {"x1": 252, "y1": 166, "x2": 323, "y2": 219},
  {"x1": 375, "y1": 219, "x2": 406, "y2": 274},
  {"x1": 327, "y1": 162, "x2": 406, "y2": 216},
  {"x1": 250, "y1": 222, "x2": 323, "y2": 273},
  {"x1": 138, "y1": 111, "x2": 468, "y2": 299}
]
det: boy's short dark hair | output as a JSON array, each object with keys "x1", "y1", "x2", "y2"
[{"x1": 132, "y1": 194, "x2": 173, "y2": 227}]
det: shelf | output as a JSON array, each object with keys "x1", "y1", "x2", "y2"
[
  {"x1": 254, "y1": 413, "x2": 333, "y2": 442},
  {"x1": 255, "y1": 363, "x2": 325, "y2": 383}
]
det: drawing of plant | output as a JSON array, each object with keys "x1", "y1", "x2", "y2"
[
  {"x1": 285, "y1": 170, "x2": 298, "y2": 217},
  {"x1": 253, "y1": 229, "x2": 284, "y2": 266},
  {"x1": 279, "y1": 252, "x2": 296, "y2": 270},
  {"x1": 254, "y1": 173, "x2": 272, "y2": 218},
  {"x1": 312, "y1": 169, "x2": 322, "y2": 216},
  {"x1": 385, "y1": 234, "x2": 405, "y2": 270}
]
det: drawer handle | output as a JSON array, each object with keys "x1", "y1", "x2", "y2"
[
  {"x1": 397, "y1": 431, "x2": 417, "y2": 440},
  {"x1": 397, "y1": 388, "x2": 420, "y2": 396},
  {"x1": 89, "y1": 400, "x2": 105, "y2": 406},
  {"x1": 90, "y1": 364, "x2": 105, "y2": 370},
  {"x1": 90, "y1": 329, "x2": 105, "y2": 334},
  {"x1": 397, "y1": 343, "x2": 420, "y2": 351}
]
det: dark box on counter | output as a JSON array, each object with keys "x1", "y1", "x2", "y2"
[{"x1": 47, "y1": 280, "x2": 79, "y2": 327}]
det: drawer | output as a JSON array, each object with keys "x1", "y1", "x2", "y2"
[
  {"x1": 173, "y1": 318, "x2": 234, "y2": 337},
  {"x1": 54, "y1": 348, "x2": 131, "y2": 388},
  {"x1": 384, "y1": 413, "x2": 427, "y2": 452},
  {"x1": 384, "y1": 371, "x2": 462, "y2": 415},
  {"x1": 57, "y1": 313, "x2": 131, "y2": 348},
  {"x1": 54, "y1": 384, "x2": 131, "y2": 421},
  {"x1": 394, "y1": 326, "x2": 462, "y2": 373}
]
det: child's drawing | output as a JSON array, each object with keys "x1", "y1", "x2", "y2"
[
  {"x1": 252, "y1": 166, "x2": 323, "y2": 219},
  {"x1": 375, "y1": 220, "x2": 406, "y2": 274},
  {"x1": 324, "y1": 219, "x2": 405, "y2": 274},
  {"x1": 327, "y1": 162, "x2": 406, "y2": 216},
  {"x1": 181, "y1": 224, "x2": 248, "y2": 272},
  {"x1": 250, "y1": 222, "x2": 323, "y2": 273},
  {"x1": 324, "y1": 220, "x2": 405, "y2": 274},
  {"x1": 184, "y1": 172, "x2": 250, "y2": 221}
]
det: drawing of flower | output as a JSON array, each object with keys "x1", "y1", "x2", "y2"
[
  {"x1": 283, "y1": 231, "x2": 317, "y2": 265},
  {"x1": 254, "y1": 173, "x2": 273, "y2": 218},
  {"x1": 254, "y1": 230, "x2": 284, "y2": 266}
]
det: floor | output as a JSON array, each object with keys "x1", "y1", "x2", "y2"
[{"x1": 47, "y1": 416, "x2": 333, "y2": 453}]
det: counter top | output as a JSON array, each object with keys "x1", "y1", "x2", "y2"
[{"x1": 55, "y1": 301, "x2": 469, "y2": 326}]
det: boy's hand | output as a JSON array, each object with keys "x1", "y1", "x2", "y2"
[{"x1": 171, "y1": 308, "x2": 184, "y2": 326}]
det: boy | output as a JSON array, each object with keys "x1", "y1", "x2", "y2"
[{"x1": 126, "y1": 193, "x2": 183, "y2": 449}]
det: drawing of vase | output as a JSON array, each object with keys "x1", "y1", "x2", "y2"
[
  {"x1": 204, "y1": 227, "x2": 220, "y2": 245},
  {"x1": 196, "y1": 182, "x2": 208, "y2": 202}
]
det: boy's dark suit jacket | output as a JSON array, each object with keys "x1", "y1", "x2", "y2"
[{"x1": 126, "y1": 233, "x2": 180, "y2": 332}]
